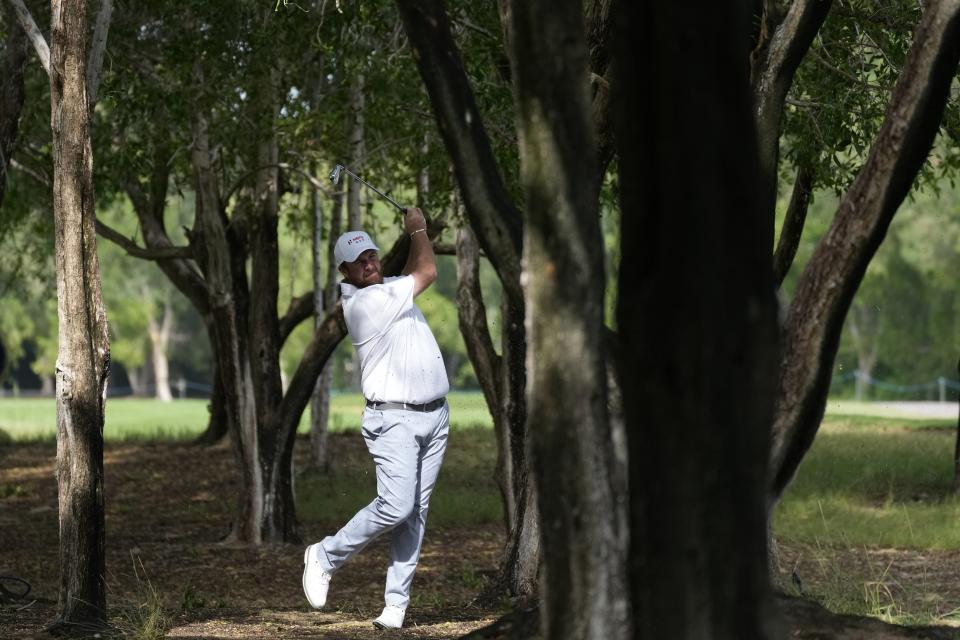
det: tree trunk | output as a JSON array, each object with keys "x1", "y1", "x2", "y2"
[
  {"x1": 0, "y1": 1, "x2": 29, "y2": 209},
  {"x1": 455, "y1": 224, "x2": 511, "y2": 523},
  {"x1": 510, "y1": 1, "x2": 627, "y2": 636},
  {"x1": 49, "y1": 0, "x2": 110, "y2": 631},
  {"x1": 848, "y1": 304, "x2": 880, "y2": 402},
  {"x1": 773, "y1": 163, "x2": 814, "y2": 287},
  {"x1": 954, "y1": 357, "x2": 960, "y2": 496},
  {"x1": 769, "y1": 0, "x2": 960, "y2": 502},
  {"x1": 613, "y1": 2, "x2": 781, "y2": 637},
  {"x1": 752, "y1": 0, "x2": 833, "y2": 223},
  {"x1": 147, "y1": 301, "x2": 174, "y2": 402},
  {"x1": 496, "y1": 295, "x2": 536, "y2": 596},
  {"x1": 196, "y1": 361, "x2": 229, "y2": 443},
  {"x1": 397, "y1": 0, "x2": 534, "y2": 601},
  {"x1": 308, "y1": 162, "x2": 331, "y2": 473},
  {"x1": 192, "y1": 103, "x2": 293, "y2": 543},
  {"x1": 346, "y1": 73, "x2": 365, "y2": 231}
]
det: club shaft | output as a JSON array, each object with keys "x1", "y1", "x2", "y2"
[{"x1": 342, "y1": 168, "x2": 406, "y2": 213}]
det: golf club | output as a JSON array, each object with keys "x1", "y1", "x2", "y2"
[{"x1": 328, "y1": 164, "x2": 407, "y2": 214}]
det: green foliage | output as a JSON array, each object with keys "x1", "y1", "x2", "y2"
[{"x1": 781, "y1": 1, "x2": 959, "y2": 195}]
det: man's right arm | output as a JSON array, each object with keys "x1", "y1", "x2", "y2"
[{"x1": 401, "y1": 207, "x2": 437, "y2": 297}]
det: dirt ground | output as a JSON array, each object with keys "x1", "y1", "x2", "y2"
[
  {"x1": 0, "y1": 436, "x2": 506, "y2": 639},
  {"x1": 4, "y1": 436, "x2": 960, "y2": 639}
]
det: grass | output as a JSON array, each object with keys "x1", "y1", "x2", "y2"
[
  {"x1": 296, "y1": 427, "x2": 503, "y2": 529},
  {"x1": 774, "y1": 415, "x2": 960, "y2": 626},
  {"x1": 774, "y1": 418, "x2": 960, "y2": 549},
  {"x1": 0, "y1": 391, "x2": 494, "y2": 442}
]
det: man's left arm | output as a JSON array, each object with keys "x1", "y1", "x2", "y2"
[{"x1": 401, "y1": 207, "x2": 437, "y2": 297}]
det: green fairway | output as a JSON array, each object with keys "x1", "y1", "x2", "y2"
[{"x1": 0, "y1": 392, "x2": 493, "y2": 442}]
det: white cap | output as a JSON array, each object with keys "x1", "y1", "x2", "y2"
[{"x1": 334, "y1": 231, "x2": 379, "y2": 266}]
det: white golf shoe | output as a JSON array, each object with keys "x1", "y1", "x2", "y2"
[
  {"x1": 372, "y1": 604, "x2": 406, "y2": 629},
  {"x1": 302, "y1": 544, "x2": 332, "y2": 609}
]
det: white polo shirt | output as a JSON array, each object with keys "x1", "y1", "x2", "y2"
[{"x1": 340, "y1": 275, "x2": 449, "y2": 404}]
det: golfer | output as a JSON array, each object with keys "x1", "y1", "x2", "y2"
[{"x1": 302, "y1": 207, "x2": 449, "y2": 630}]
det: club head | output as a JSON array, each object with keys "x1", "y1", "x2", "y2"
[{"x1": 328, "y1": 164, "x2": 344, "y2": 186}]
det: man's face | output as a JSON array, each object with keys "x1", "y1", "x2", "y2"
[{"x1": 339, "y1": 249, "x2": 383, "y2": 288}]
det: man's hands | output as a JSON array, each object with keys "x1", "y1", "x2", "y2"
[{"x1": 404, "y1": 207, "x2": 428, "y2": 236}]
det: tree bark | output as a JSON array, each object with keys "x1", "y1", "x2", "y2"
[
  {"x1": 455, "y1": 224, "x2": 511, "y2": 524},
  {"x1": 954, "y1": 356, "x2": 960, "y2": 496},
  {"x1": 0, "y1": 1, "x2": 29, "y2": 209},
  {"x1": 308, "y1": 162, "x2": 336, "y2": 473},
  {"x1": 49, "y1": 0, "x2": 110, "y2": 631},
  {"x1": 346, "y1": 74, "x2": 365, "y2": 231},
  {"x1": 769, "y1": 0, "x2": 960, "y2": 502},
  {"x1": 613, "y1": 2, "x2": 781, "y2": 638},
  {"x1": 772, "y1": 163, "x2": 814, "y2": 287},
  {"x1": 510, "y1": 0, "x2": 627, "y2": 636}
]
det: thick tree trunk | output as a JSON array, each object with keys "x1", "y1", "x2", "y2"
[
  {"x1": 613, "y1": 2, "x2": 781, "y2": 638},
  {"x1": 49, "y1": 0, "x2": 110, "y2": 631},
  {"x1": 769, "y1": 0, "x2": 960, "y2": 502},
  {"x1": 510, "y1": 1, "x2": 627, "y2": 636},
  {"x1": 147, "y1": 301, "x2": 174, "y2": 402},
  {"x1": 0, "y1": 2, "x2": 29, "y2": 209}
]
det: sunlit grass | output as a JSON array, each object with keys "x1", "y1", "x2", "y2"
[{"x1": 0, "y1": 392, "x2": 493, "y2": 442}]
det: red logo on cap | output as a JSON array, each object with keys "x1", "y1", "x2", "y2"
[{"x1": 347, "y1": 235, "x2": 365, "y2": 245}]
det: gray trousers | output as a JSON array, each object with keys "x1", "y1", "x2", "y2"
[{"x1": 317, "y1": 401, "x2": 449, "y2": 608}]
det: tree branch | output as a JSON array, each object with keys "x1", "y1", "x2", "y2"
[
  {"x1": 95, "y1": 218, "x2": 193, "y2": 260},
  {"x1": 772, "y1": 162, "x2": 814, "y2": 287},
  {"x1": 279, "y1": 291, "x2": 313, "y2": 345},
  {"x1": 86, "y1": 0, "x2": 112, "y2": 107},
  {"x1": 5, "y1": 0, "x2": 50, "y2": 76},
  {"x1": 395, "y1": 0, "x2": 524, "y2": 303},
  {"x1": 753, "y1": 0, "x2": 833, "y2": 216}
]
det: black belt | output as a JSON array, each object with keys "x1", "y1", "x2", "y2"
[{"x1": 365, "y1": 397, "x2": 446, "y2": 412}]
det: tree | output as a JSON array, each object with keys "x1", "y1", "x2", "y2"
[
  {"x1": 0, "y1": 2, "x2": 29, "y2": 209},
  {"x1": 38, "y1": 0, "x2": 112, "y2": 631},
  {"x1": 613, "y1": 2, "x2": 781, "y2": 636},
  {"x1": 396, "y1": 0, "x2": 620, "y2": 599},
  {"x1": 769, "y1": 0, "x2": 960, "y2": 501},
  {"x1": 509, "y1": 0, "x2": 627, "y2": 636}
]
